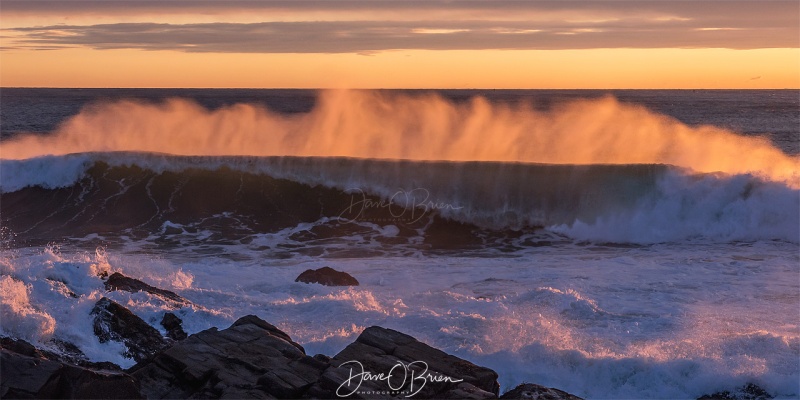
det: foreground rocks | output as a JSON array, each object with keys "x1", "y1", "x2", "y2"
[
  {"x1": 130, "y1": 315, "x2": 322, "y2": 398},
  {"x1": 0, "y1": 312, "x2": 587, "y2": 399},
  {"x1": 0, "y1": 338, "x2": 142, "y2": 399},
  {"x1": 311, "y1": 326, "x2": 500, "y2": 399},
  {"x1": 161, "y1": 312, "x2": 188, "y2": 341},
  {"x1": 105, "y1": 272, "x2": 190, "y2": 308},
  {"x1": 296, "y1": 266, "x2": 360, "y2": 286},
  {"x1": 129, "y1": 315, "x2": 507, "y2": 399},
  {"x1": 0, "y1": 267, "x2": 585, "y2": 399},
  {"x1": 91, "y1": 297, "x2": 171, "y2": 363}
]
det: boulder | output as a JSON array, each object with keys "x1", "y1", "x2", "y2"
[
  {"x1": 295, "y1": 266, "x2": 359, "y2": 286},
  {"x1": 130, "y1": 315, "x2": 327, "y2": 399},
  {"x1": 105, "y1": 272, "x2": 189, "y2": 308},
  {"x1": 311, "y1": 326, "x2": 500, "y2": 399},
  {"x1": 161, "y1": 312, "x2": 188, "y2": 341},
  {"x1": 500, "y1": 383, "x2": 584, "y2": 400},
  {"x1": 91, "y1": 297, "x2": 170, "y2": 363},
  {"x1": 0, "y1": 344, "x2": 141, "y2": 399}
]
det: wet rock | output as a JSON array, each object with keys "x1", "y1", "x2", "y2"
[
  {"x1": 91, "y1": 297, "x2": 170, "y2": 363},
  {"x1": 1, "y1": 336, "x2": 122, "y2": 372},
  {"x1": 311, "y1": 326, "x2": 500, "y2": 399},
  {"x1": 2, "y1": 314, "x2": 582, "y2": 400},
  {"x1": 501, "y1": 383, "x2": 584, "y2": 400},
  {"x1": 295, "y1": 266, "x2": 359, "y2": 286},
  {"x1": 698, "y1": 383, "x2": 773, "y2": 400},
  {"x1": 161, "y1": 312, "x2": 188, "y2": 341},
  {"x1": 0, "y1": 346, "x2": 142, "y2": 399},
  {"x1": 104, "y1": 272, "x2": 189, "y2": 307},
  {"x1": 130, "y1": 315, "x2": 327, "y2": 399},
  {"x1": 1, "y1": 337, "x2": 45, "y2": 359}
]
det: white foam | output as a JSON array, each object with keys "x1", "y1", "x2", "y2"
[
  {"x1": 552, "y1": 171, "x2": 800, "y2": 243},
  {"x1": 0, "y1": 154, "x2": 94, "y2": 192},
  {"x1": 0, "y1": 275, "x2": 56, "y2": 342}
]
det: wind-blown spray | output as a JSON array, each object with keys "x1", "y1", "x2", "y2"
[{"x1": 2, "y1": 90, "x2": 797, "y2": 186}]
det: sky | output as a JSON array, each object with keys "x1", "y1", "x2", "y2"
[{"x1": 0, "y1": 1, "x2": 798, "y2": 88}]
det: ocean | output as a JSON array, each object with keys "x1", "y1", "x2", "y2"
[{"x1": 1, "y1": 88, "x2": 798, "y2": 398}]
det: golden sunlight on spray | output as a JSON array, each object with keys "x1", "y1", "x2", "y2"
[{"x1": 1, "y1": 90, "x2": 797, "y2": 186}]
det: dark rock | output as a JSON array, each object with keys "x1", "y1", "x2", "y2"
[
  {"x1": 313, "y1": 353, "x2": 331, "y2": 364},
  {"x1": 91, "y1": 297, "x2": 170, "y2": 363},
  {"x1": 311, "y1": 326, "x2": 500, "y2": 399},
  {"x1": 47, "y1": 277, "x2": 78, "y2": 298},
  {"x1": 295, "y1": 266, "x2": 359, "y2": 286},
  {"x1": 130, "y1": 315, "x2": 328, "y2": 399},
  {"x1": 0, "y1": 348, "x2": 142, "y2": 399},
  {"x1": 698, "y1": 383, "x2": 773, "y2": 400},
  {"x1": 0, "y1": 336, "x2": 43, "y2": 358},
  {"x1": 501, "y1": 383, "x2": 584, "y2": 400},
  {"x1": 105, "y1": 272, "x2": 189, "y2": 307},
  {"x1": 2, "y1": 316, "x2": 585, "y2": 400},
  {"x1": 231, "y1": 314, "x2": 305, "y2": 353},
  {"x1": 1, "y1": 337, "x2": 79, "y2": 365},
  {"x1": 161, "y1": 312, "x2": 188, "y2": 341},
  {"x1": 1, "y1": 336, "x2": 122, "y2": 372}
]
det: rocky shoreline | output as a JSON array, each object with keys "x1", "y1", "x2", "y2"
[
  {"x1": 0, "y1": 269, "x2": 773, "y2": 399},
  {"x1": 2, "y1": 314, "x2": 579, "y2": 399}
]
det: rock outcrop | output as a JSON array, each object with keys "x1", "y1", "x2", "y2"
[
  {"x1": 91, "y1": 297, "x2": 170, "y2": 363},
  {"x1": 1, "y1": 317, "x2": 590, "y2": 400},
  {"x1": 0, "y1": 338, "x2": 142, "y2": 399},
  {"x1": 129, "y1": 315, "x2": 325, "y2": 399},
  {"x1": 161, "y1": 312, "x2": 188, "y2": 341},
  {"x1": 310, "y1": 326, "x2": 500, "y2": 399},
  {"x1": 104, "y1": 272, "x2": 189, "y2": 307},
  {"x1": 5, "y1": 264, "x2": 587, "y2": 400},
  {"x1": 129, "y1": 316, "x2": 511, "y2": 399},
  {"x1": 500, "y1": 383, "x2": 584, "y2": 400},
  {"x1": 295, "y1": 266, "x2": 359, "y2": 286}
]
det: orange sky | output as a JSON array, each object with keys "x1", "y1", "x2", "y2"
[{"x1": 1, "y1": 1, "x2": 798, "y2": 88}]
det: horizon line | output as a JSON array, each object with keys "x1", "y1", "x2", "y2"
[{"x1": 2, "y1": 86, "x2": 797, "y2": 90}]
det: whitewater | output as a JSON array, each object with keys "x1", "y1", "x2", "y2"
[{"x1": 1, "y1": 89, "x2": 798, "y2": 398}]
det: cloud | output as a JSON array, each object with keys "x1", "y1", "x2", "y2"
[{"x1": 1, "y1": 1, "x2": 797, "y2": 53}]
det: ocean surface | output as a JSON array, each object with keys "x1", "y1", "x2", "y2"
[{"x1": 1, "y1": 89, "x2": 798, "y2": 399}]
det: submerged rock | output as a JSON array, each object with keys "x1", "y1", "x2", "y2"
[
  {"x1": 295, "y1": 266, "x2": 359, "y2": 286},
  {"x1": 91, "y1": 297, "x2": 170, "y2": 363},
  {"x1": 130, "y1": 315, "x2": 327, "y2": 399},
  {"x1": 105, "y1": 272, "x2": 189, "y2": 307},
  {"x1": 0, "y1": 340, "x2": 141, "y2": 399},
  {"x1": 161, "y1": 312, "x2": 188, "y2": 341},
  {"x1": 310, "y1": 326, "x2": 500, "y2": 399},
  {"x1": 500, "y1": 383, "x2": 584, "y2": 400}
]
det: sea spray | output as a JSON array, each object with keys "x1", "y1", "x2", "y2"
[{"x1": 2, "y1": 90, "x2": 797, "y2": 186}]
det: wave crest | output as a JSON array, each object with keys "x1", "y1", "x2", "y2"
[{"x1": 2, "y1": 90, "x2": 797, "y2": 186}]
